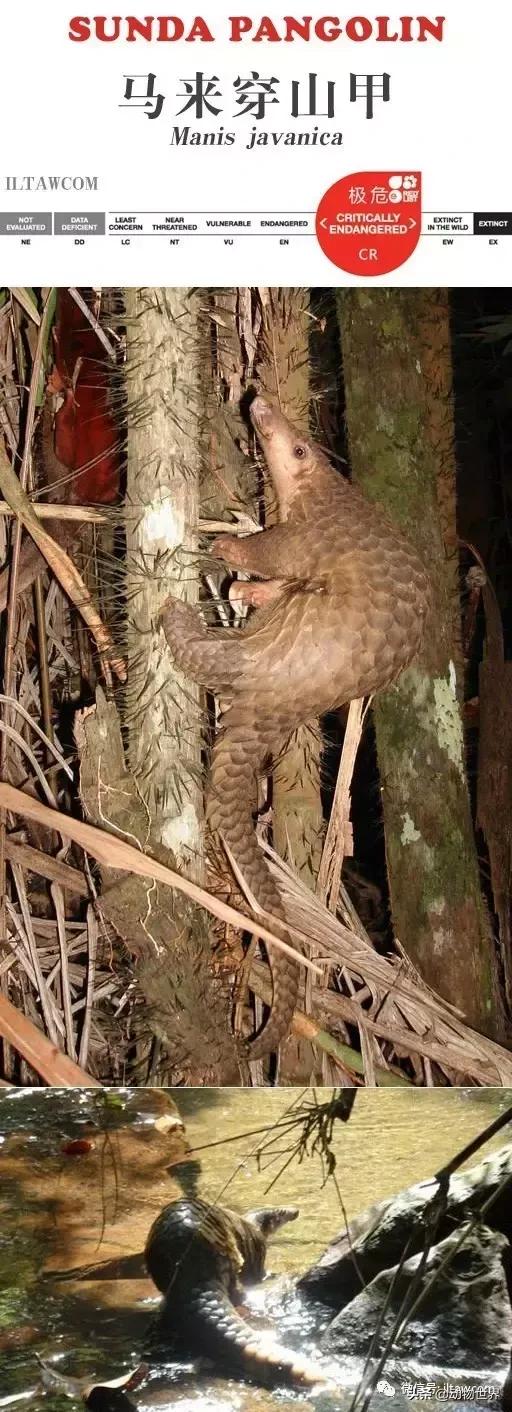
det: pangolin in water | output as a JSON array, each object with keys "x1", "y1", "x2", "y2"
[
  {"x1": 145, "y1": 1196, "x2": 330, "y2": 1388},
  {"x1": 160, "y1": 396, "x2": 432, "y2": 1057}
]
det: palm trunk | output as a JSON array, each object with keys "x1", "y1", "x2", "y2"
[
  {"x1": 124, "y1": 287, "x2": 203, "y2": 876},
  {"x1": 256, "y1": 289, "x2": 324, "y2": 891}
]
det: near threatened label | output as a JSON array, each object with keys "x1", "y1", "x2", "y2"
[{"x1": 316, "y1": 171, "x2": 422, "y2": 275}]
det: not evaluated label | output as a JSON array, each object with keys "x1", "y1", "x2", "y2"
[{"x1": 316, "y1": 171, "x2": 422, "y2": 275}]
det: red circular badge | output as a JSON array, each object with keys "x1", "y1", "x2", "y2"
[{"x1": 316, "y1": 171, "x2": 422, "y2": 276}]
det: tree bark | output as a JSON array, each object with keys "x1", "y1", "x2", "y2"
[
  {"x1": 256, "y1": 288, "x2": 325, "y2": 890},
  {"x1": 336, "y1": 288, "x2": 504, "y2": 1042},
  {"x1": 114, "y1": 288, "x2": 239, "y2": 1081},
  {"x1": 124, "y1": 288, "x2": 203, "y2": 879},
  {"x1": 255, "y1": 288, "x2": 325, "y2": 1080},
  {"x1": 75, "y1": 691, "x2": 239, "y2": 1084}
]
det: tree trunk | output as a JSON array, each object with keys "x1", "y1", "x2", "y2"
[
  {"x1": 117, "y1": 288, "x2": 238, "y2": 1082},
  {"x1": 206, "y1": 288, "x2": 325, "y2": 1078},
  {"x1": 336, "y1": 288, "x2": 504, "y2": 1042},
  {"x1": 256, "y1": 288, "x2": 324, "y2": 891},
  {"x1": 256, "y1": 288, "x2": 325, "y2": 1080},
  {"x1": 124, "y1": 287, "x2": 203, "y2": 879}
]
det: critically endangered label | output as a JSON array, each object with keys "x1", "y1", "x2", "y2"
[{"x1": 316, "y1": 170, "x2": 422, "y2": 274}]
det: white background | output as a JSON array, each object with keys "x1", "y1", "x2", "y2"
[{"x1": 1, "y1": 0, "x2": 511, "y2": 283}]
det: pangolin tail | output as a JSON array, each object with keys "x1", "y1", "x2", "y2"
[
  {"x1": 169, "y1": 1282, "x2": 329, "y2": 1389},
  {"x1": 208, "y1": 710, "x2": 300, "y2": 1059}
]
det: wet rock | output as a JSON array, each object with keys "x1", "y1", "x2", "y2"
[
  {"x1": 85, "y1": 1391, "x2": 137, "y2": 1411},
  {"x1": 502, "y1": 1245, "x2": 512, "y2": 1412},
  {"x1": 298, "y1": 1144, "x2": 512, "y2": 1310},
  {"x1": 321, "y1": 1226, "x2": 512, "y2": 1379}
]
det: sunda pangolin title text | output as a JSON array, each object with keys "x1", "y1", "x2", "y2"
[{"x1": 68, "y1": 15, "x2": 446, "y2": 43}]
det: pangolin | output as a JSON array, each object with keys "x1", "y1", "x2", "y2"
[
  {"x1": 145, "y1": 1196, "x2": 330, "y2": 1389},
  {"x1": 160, "y1": 396, "x2": 432, "y2": 1057}
]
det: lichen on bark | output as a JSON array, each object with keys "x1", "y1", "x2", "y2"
[{"x1": 336, "y1": 289, "x2": 504, "y2": 1041}]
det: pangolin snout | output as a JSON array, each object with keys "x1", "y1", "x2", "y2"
[
  {"x1": 250, "y1": 396, "x2": 275, "y2": 439},
  {"x1": 249, "y1": 1205, "x2": 300, "y2": 1237}
]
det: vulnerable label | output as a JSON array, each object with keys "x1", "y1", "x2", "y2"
[{"x1": 316, "y1": 171, "x2": 422, "y2": 275}]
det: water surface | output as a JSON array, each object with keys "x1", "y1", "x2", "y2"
[{"x1": 0, "y1": 1088, "x2": 509, "y2": 1412}]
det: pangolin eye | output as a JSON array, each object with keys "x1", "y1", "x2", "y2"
[{"x1": 293, "y1": 444, "x2": 306, "y2": 458}]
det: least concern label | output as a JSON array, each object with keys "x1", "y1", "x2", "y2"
[{"x1": 54, "y1": 212, "x2": 105, "y2": 235}]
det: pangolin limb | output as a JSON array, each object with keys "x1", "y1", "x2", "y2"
[{"x1": 160, "y1": 395, "x2": 432, "y2": 1059}]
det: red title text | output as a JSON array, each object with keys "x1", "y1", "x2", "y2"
[{"x1": 68, "y1": 14, "x2": 446, "y2": 43}]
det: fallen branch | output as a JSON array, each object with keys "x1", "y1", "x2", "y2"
[
  {"x1": 0, "y1": 502, "x2": 109, "y2": 523},
  {"x1": 317, "y1": 697, "x2": 370, "y2": 907},
  {"x1": 4, "y1": 839, "x2": 90, "y2": 897},
  {"x1": 0, "y1": 783, "x2": 323, "y2": 978},
  {"x1": 249, "y1": 960, "x2": 410, "y2": 1086},
  {"x1": 0, "y1": 991, "x2": 101, "y2": 1086},
  {"x1": 0, "y1": 441, "x2": 126, "y2": 683},
  {"x1": 264, "y1": 843, "x2": 512, "y2": 1086}
]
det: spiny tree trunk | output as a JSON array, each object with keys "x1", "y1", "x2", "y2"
[
  {"x1": 115, "y1": 287, "x2": 239, "y2": 1081},
  {"x1": 76, "y1": 691, "x2": 239, "y2": 1084},
  {"x1": 205, "y1": 288, "x2": 258, "y2": 520},
  {"x1": 206, "y1": 289, "x2": 325, "y2": 1078},
  {"x1": 256, "y1": 288, "x2": 324, "y2": 890},
  {"x1": 336, "y1": 288, "x2": 504, "y2": 1042},
  {"x1": 256, "y1": 288, "x2": 325, "y2": 1081},
  {"x1": 124, "y1": 287, "x2": 203, "y2": 877}
]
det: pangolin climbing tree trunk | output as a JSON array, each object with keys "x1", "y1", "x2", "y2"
[
  {"x1": 206, "y1": 289, "x2": 325, "y2": 1076},
  {"x1": 336, "y1": 289, "x2": 504, "y2": 1042},
  {"x1": 124, "y1": 287, "x2": 203, "y2": 876}
]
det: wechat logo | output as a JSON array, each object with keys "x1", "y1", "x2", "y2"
[{"x1": 377, "y1": 1379, "x2": 396, "y2": 1396}]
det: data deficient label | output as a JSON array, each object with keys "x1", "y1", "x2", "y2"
[
  {"x1": 54, "y1": 212, "x2": 105, "y2": 235},
  {"x1": 316, "y1": 171, "x2": 422, "y2": 275}
]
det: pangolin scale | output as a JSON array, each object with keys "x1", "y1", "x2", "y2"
[
  {"x1": 145, "y1": 1196, "x2": 330, "y2": 1388},
  {"x1": 161, "y1": 396, "x2": 432, "y2": 1057}
]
